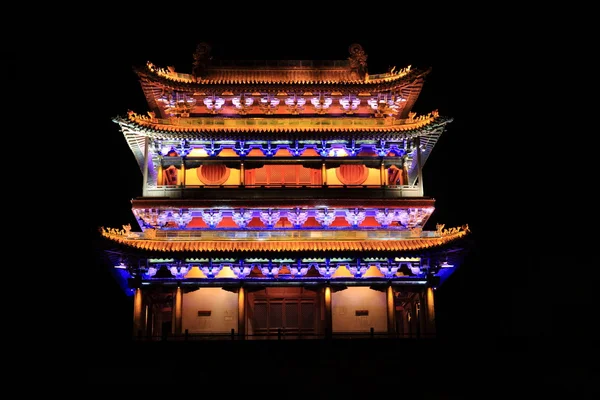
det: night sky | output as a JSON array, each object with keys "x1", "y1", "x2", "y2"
[{"x1": 89, "y1": 31, "x2": 592, "y2": 391}]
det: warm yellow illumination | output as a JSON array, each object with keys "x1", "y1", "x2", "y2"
[
  {"x1": 184, "y1": 266, "x2": 205, "y2": 278},
  {"x1": 217, "y1": 148, "x2": 239, "y2": 157},
  {"x1": 101, "y1": 224, "x2": 469, "y2": 252},
  {"x1": 328, "y1": 148, "x2": 348, "y2": 157},
  {"x1": 426, "y1": 287, "x2": 435, "y2": 322},
  {"x1": 215, "y1": 266, "x2": 236, "y2": 278},
  {"x1": 126, "y1": 110, "x2": 441, "y2": 132},
  {"x1": 363, "y1": 265, "x2": 384, "y2": 278},
  {"x1": 332, "y1": 265, "x2": 352, "y2": 277},
  {"x1": 238, "y1": 287, "x2": 246, "y2": 337},
  {"x1": 173, "y1": 286, "x2": 183, "y2": 335},
  {"x1": 133, "y1": 288, "x2": 143, "y2": 336},
  {"x1": 332, "y1": 287, "x2": 386, "y2": 333},
  {"x1": 324, "y1": 285, "x2": 332, "y2": 331},
  {"x1": 188, "y1": 148, "x2": 209, "y2": 157},
  {"x1": 146, "y1": 60, "x2": 413, "y2": 85},
  {"x1": 387, "y1": 285, "x2": 395, "y2": 333}
]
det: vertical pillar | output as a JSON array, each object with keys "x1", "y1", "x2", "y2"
[
  {"x1": 180, "y1": 158, "x2": 186, "y2": 187},
  {"x1": 424, "y1": 287, "x2": 436, "y2": 337},
  {"x1": 417, "y1": 292, "x2": 425, "y2": 338},
  {"x1": 132, "y1": 288, "x2": 144, "y2": 338},
  {"x1": 321, "y1": 162, "x2": 327, "y2": 186},
  {"x1": 157, "y1": 159, "x2": 163, "y2": 186},
  {"x1": 415, "y1": 136, "x2": 423, "y2": 196},
  {"x1": 380, "y1": 160, "x2": 386, "y2": 186},
  {"x1": 145, "y1": 304, "x2": 153, "y2": 339},
  {"x1": 142, "y1": 137, "x2": 149, "y2": 196},
  {"x1": 237, "y1": 287, "x2": 246, "y2": 339},
  {"x1": 386, "y1": 284, "x2": 395, "y2": 335},
  {"x1": 172, "y1": 286, "x2": 183, "y2": 335},
  {"x1": 324, "y1": 285, "x2": 332, "y2": 338},
  {"x1": 240, "y1": 162, "x2": 245, "y2": 186}
]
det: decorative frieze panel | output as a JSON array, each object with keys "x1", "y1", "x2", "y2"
[
  {"x1": 344, "y1": 208, "x2": 366, "y2": 227},
  {"x1": 201, "y1": 210, "x2": 223, "y2": 228},
  {"x1": 286, "y1": 208, "x2": 309, "y2": 228},
  {"x1": 133, "y1": 207, "x2": 434, "y2": 230},
  {"x1": 148, "y1": 139, "x2": 413, "y2": 160},
  {"x1": 259, "y1": 209, "x2": 281, "y2": 228},
  {"x1": 169, "y1": 262, "x2": 191, "y2": 278},
  {"x1": 316, "y1": 261, "x2": 338, "y2": 278},
  {"x1": 260, "y1": 264, "x2": 280, "y2": 277},
  {"x1": 315, "y1": 208, "x2": 336, "y2": 227},
  {"x1": 232, "y1": 264, "x2": 252, "y2": 278},
  {"x1": 199, "y1": 264, "x2": 223, "y2": 278},
  {"x1": 375, "y1": 209, "x2": 395, "y2": 227},
  {"x1": 232, "y1": 210, "x2": 253, "y2": 228},
  {"x1": 126, "y1": 256, "x2": 435, "y2": 281},
  {"x1": 289, "y1": 262, "x2": 309, "y2": 277},
  {"x1": 378, "y1": 264, "x2": 399, "y2": 278}
]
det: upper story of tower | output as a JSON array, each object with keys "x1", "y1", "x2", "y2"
[
  {"x1": 137, "y1": 43, "x2": 429, "y2": 120},
  {"x1": 113, "y1": 43, "x2": 451, "y2": 202}
]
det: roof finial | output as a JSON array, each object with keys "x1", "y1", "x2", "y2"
[
  {"x1": 348, "y1": 43, "x2": 368, "y2": 79},
  {"x1": 192, "y1": 42, "x2": 212, "y2": 78}
]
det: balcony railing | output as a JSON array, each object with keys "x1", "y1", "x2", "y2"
[
  {"x1": 145, "y1": 184, "x2": 421, "y2": 199},
  {"x1": 153, "y1": 229, "x2": 439, "y2": 240},
  {"x1": 133, "y1": 330, "x2": 436, "y2": 341}
]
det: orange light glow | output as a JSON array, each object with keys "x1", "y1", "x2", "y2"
[{"x1": 188, "y1": 148, "x2": 209, "y2": 157}]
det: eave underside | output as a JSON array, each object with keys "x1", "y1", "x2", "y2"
[
  {"x1": 131, "y1": 198, "x2": 435, "y2": 209},
  {"x1": 101, "y1": 228, "x2": 467, "y2": 254},
  {"x1": 137, "y1": 68, "x2": 428, "y2": 118}
]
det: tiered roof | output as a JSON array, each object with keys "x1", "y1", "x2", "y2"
[
  {"x1": 135, "y1": 43, "x2": 429, "y2": 119},
  {"x1": 101, "y1": 225, "x2": 469, "y2": 253}
]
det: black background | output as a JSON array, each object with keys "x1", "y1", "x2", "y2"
[{"x1": 86, "y1": 19, "x2": 593, "y2": 391}]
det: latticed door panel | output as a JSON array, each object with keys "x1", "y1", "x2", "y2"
[
  {"x1": 254, "y1": 168, "x2": 268, "y2": 185},
  {"x1": 284, "y1": 167, "x2": 297, "y2": 185},
  {"x1": 269, "y1": 301, "x2": 283, "y2": 331},
  {"x1": 251, "y1": 297, "x2": 316, "y2": 337},
  {"x1": 244, "y1": 165, "x2": 322, "y2": 187},
  {"x1": 253, "y1": 302, "x2": 268, "y2": 332},
  {"x1": 300, "y1": 302, "x2": 315, "y2": 331},
  {"x1": 285, "y1": 301, "x2": 299, "y2": 329}
]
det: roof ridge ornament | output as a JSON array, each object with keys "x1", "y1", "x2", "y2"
[
  {"x1": 192, "y1": 42, "x2": 212, "y2": 79},
  {"x1": 348, "y1": 43, "x2": 368, "y2": 80}
]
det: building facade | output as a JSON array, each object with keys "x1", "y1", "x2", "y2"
[{"x1": 101, "y1": 43, "x2": 469, "y2": 340}]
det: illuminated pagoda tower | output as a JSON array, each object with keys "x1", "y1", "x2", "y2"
[{"x1": 102, "y1": 43, "x2": 469, "y2": 340}]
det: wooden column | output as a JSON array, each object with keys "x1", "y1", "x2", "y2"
[
  {"x1": 415, "y1": 136, "x2": 423, "y2": 196},
  {"x1": 238, "y1": 287, "x2": 246, "y2": 339},
  {"x1": 324, "y1": 285, "x2": 332, "y2": 338},
  {"x1": 132, "y1": 288, "x2": 144, "y2": 338},
  {"x1": 172, "y1": 286, "x2": 183, "y2": 335},
  {"x1": 142, "y1": 137, "x2": 149, "y2": 196},
  {"x1": 180, "y1": 159, "x2": 186, "y2": 187},
  {"x1": 157, "y1": 159, "x2": 163, "y2": 186},
  {"x1": 240, "y1": 162, "x2": 245, "y2": 186},
  {"x1": 417, "y1": 291, "x2": 425, "y2": 338},
  {"x1": 424, "y1": 287, "x2": 436, "y2": 337},
  {"x1": 380, "y1": 160, "x2": 386, "y2": 186},
  {"x1": 145, "y1": 303, "x2": 153, "y2": 339},
  {"x1": 386, "y1": 284, "x2": 395, "y2": 335},
  {"x1": 321, "y1": 162, "x2": 327, "y2": 186}
]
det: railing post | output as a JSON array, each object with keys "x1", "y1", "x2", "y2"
[
  {"x1": 370, "y1": 327, "x2": 374, "y2": 339},
  {"x1": 184, "y1": 329, "x2": 189, "y2": 341},
  {"x1": 278, "y1": 328, "x2": 282, "y2": 340},
  {"x1": 231, "y1": 328, "x2": 235, "y2": 340}
]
